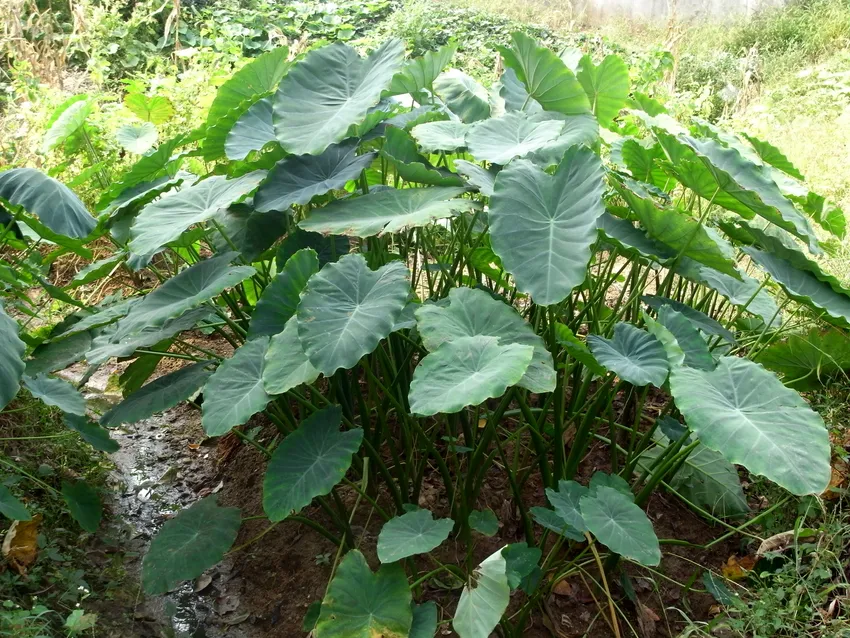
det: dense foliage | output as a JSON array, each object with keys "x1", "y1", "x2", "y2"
[{"x1": 2, "y1": 30, "x2": 849, "y2": 636}]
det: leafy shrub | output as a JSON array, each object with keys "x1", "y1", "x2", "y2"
[{"x1": 1, "y1": 30, "x2": 849, "y2": 636}]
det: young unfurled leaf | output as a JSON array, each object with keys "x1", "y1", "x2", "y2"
[
  {"x1": 116, "y1": 122, "x2": 158, "y2": 154},
  {"x1": 377, "y1": 509, "x2": 454, "y2": 563}
]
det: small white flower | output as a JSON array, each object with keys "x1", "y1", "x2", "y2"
[{"x1": 75, "y1": 603, "x2": 80, "y2": 608}]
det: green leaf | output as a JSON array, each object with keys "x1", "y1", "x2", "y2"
[
  {"x1": 0, "y1": 485, "x2": 30, "y2": 521},
  {"x1": 224, "y1": 97, "x2": 277, "y2": 161},
  {"x1": 100, "y1": 362, "x2": 213, "y2": 427},
  {"x1": 410, "y1": 601, "x2": 438, "y2": 638},
  {"x1": 142, "y1": 495, "x2": 241, "y2": 595},
  {"x1": 576, "y1": 54, "x2": 629, "y2": 126},
  {"x1": 61, "y1": 480, "x2": 101, "y2": 533},
  {"x1": 129, "y1": 171, "x2": 265, "y2": 255},
  {"x1": 263, "y1": 406, "x2": 363, "y2": 521},
  {"x1": 755, "y1": 328, "x2": 850, "y2": 390},
  {"x1": 66, "y1": 253, "x2": 125, "y2": 289},
  {"x1": 387, "y1": 43, "x2": 456, "y2": 95},
  {"x1": 618, "y1": 138, "x2": 669, "y2": 190},
  {"x1": 589, "y1": 472, "x2": 633, "y2": 498},
  {"x1": 530, "y1": 506, "x2": 584, "y2": 541},
  {"x1": 0, "y1": 304, "x2": 25, "y2": 411},
  {"x1": 453, "y1": 548, "x2": 510, "y2": 638},
  {"x1": 22, "y1": 374, "x2": 86, "y2": 415},
  {"x1": 0, "y1": 168, "x2": 96, "y2": 239},
  {"x1": 415, "y1": 286, "x2": 555, "y2": 393},
  {"x1": 63, "y1": 414, "x2": 119, "y2": 453},
  {"x1": 656, "y1": 305, "x2": 715, "y2": 371},
  {"x1": 262, "y1": 317, "x2": 320, "y2": 395},
  {"x1": 468, "y1": 509, "x2": 498, "y2": 536},
  {"x1": 526, "y1": 113, "x2": 599, "y2": 168},
  {"x1": 642, "y1": 295, "x2": 736, "y2": 344},
  {"x1": 497, "y1": 32, "x2": 590, "y2": 116},
  {"x1": 276, "y1": 228, "x2": 349, "y2": 269},
  {"x1": 740, "y1": 133, "x2": 803, "y2": 181},
  {"x1": 296, "y1": 255, "x2": 409, "y2": 375},
  {"x1": 466, "y1": 112, "x2": 564, "y2": 165},
  {"x1": 581, "y1": 486, "x2": 660, "y2": 566},
  {"x1": 211, "y1": 203, "x2": 288, "y2": 262},
  {"x1": 409, "y1": 336, "x2": 533, "y2": 416},
  {"x1": 597, "y1": 212, "x2": 676, "y2": 264},
  {"x1": 43, "y1": 100, "x2": 92, "y2": 153},
  {"x1": 26, "y1": 331, "x2": 92, "y2": 376},
  {"x1": 433, "y1": 70, "x2": 490, "y2": 123},
  {"x1": 116, "y1": 122, "x2": 158, "y2": 154},
  {"x1": 489, "y1": 147, "x2": 605, "y2": 306},
  {"x1": 202, "y1": 337, "x2": 271, "y2": 437},
  {"x1": 502, "y1": 543, "x2": 542, "y2": 590},
  {"x1": 453, "y1": 160, "x2": 496, "y2": 197},
  {"x1": 410, "y1": 120, "x2": 469, "y2": 153},
  {"x1": 274, "y1": 40, "x2": 403, "y2": 155},
  {"x1": 249, "y1": 248, "x2": 319, "y2": 339},
  {"x1": 587, "y1": 323, "x2": 668, "y2": 387},
  {"x1": 382, "y1": 126, "x2": 464, "y2": 186},
  {"x1": 315, "y1": 549, "x2": 412, "y2": 638},
  {"x1": 669, "y1": 356, "x2": 831, "y2": 495},
  {"x1": 696, "y1": 266, "x2": 781, "y2": 327},
  {"x1": 545, "y1": 480, "x2": 589, "y2": 532},
  {"x1": 554, "y1": 323, "x2": 606, "y2": 376},
  {"x1": 499, "y1": 67, "x2": 542, "y2": 113},
  {"x1": 255, "y1": 140, "x2": 375, "y2": 212},
  {"x1": 300, "y1": 186, "x2": 475, "y2": 238},
  {"x1": 124, "y1": 93, "x2": 174, "y2": 124},
  {"x1": 377, "y1": 509, "x2": 454, "y2": 563}
]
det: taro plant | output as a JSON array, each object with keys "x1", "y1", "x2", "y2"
[{"x1": 1, "y1": 30, "x2": 849, "y2": 636}]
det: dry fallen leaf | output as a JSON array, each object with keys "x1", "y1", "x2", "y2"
[
  {"x1": 721, "y1": 555, "x2": 756, "y2": 581},
  {"x1": 821, "y1": 459, "x2": 848, "y2": 500},
  {"x1": 552, "y1": 579, "x2": 576, "y2": 597},
  {"x1": 636, "y1": 602, "x2": 659, "y2": 637},
  {"x1": 2, "y1": 514, "x2": 42, "y2": 575}
]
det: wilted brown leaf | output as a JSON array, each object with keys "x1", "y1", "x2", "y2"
[
  {"x1": 2, "y1": 514, "x2": 42, "y2": 575},
  {"x1": 721, "y1": 555, "x2": 755, "y2": 581}
]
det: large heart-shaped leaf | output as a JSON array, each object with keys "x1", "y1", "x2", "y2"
[
  {"x1": 142, "y1": 495, "x2": 241, "y2": 595},
  {"x1": 387, "y1": 42, "x2": 456, "y2": 95},
  {"x1": 642, "y1": 295, "x2": 736, "y2": 344},
  {"x1": 499, "y1": 67, "x2": 542, "y2": 113},
  {"x1": 415, "y1": 286, "x2": 555, "y2": 393},
  {"x1": 466, "y1": 112, "x2": 564, "y2": 165},
  {"x1": 262, "y1": 317, "x2": 320, "y2": 395},
  {"x1": 0, "y1": 168, "x2": 96, "y2": 239},
  {"x1": 576, "y1": 54, "x2": 629, "y2": 126},
  {"x1": 489, "y1": 147, "x2": 605, "y2": 306},
  {"x1": 740, "y1": 133, "x2": 804, "y2": 181},
  {"x1": 755, "y1": 328, "x2": 850, "y2": 390},
  {"x1": 22, "y1": 374, "x2": 86, "y2": 415},
  {"x1": 497, "y1": 32, "x2": 590, "y2": 116},
  {"x1": 408, "y1": 336, "x2": 533, "y2": 416},
  {"x1": 580, "y1": 486, "x2": 660, "y2": 566},
  {"x1": 453, "y1": 548, "x2": 510, "y2": 638},
  {"x1": 129, "y1": 171, "x2": 265, "y2": 255},
  {"x1": 249, "y1": 248, "x2": 318, "y2": 339},
  {"x1": 410, "y1": 120, "x2": 469, "y2": 153},
  {"x1": 211, "y1": 204, "x2": 288, "y2": 262},
  {"x1": 382, "y1": 126, "x2": 464, "y2": 186},
  {"x1": 224, "y1": 97, "x2": 277, "y2": 161},
  {"x1": 255, "y1": 140, "x2": 375, "y2": 213},
  {"x1": 124, "y1": 93, "x2": 174, "y2": 124},
  {"x1": 300, "y1": 186, "x2": 475, "y2": 238},
  {"x1": 530, "y1": 506, "x2": 584, "y2": 541},
  {"x1": 274, "y1": 40, "x2": 403, "y2": 155},
  {"x1": 276, "y1": 228, "x2": 349, "y2": 269},
  {"x1": 587, "y1": 323, "x2": 669, "y2": 387},
  {"x1": 43, "y1": 99, "x2": 92, "y2": 153},
  {"x1": 453, "y1": 160, "x2": 497, "y2": 197},
  {"x1": 377, "y1": 509, "x2": 454, "y2": 563},
  {"x1": 116, "y1": 122, "x2": 158, "y2": 154},
  {"x1": 526, "y1": 113, "x2": 599, "y2": 168},
  {"x1": 296, "y1": 255, "x2": 408, "y2": 375},
  {"x1": 670, "y1": 357, "x2": 831, "y2": 495},
  {"x1": 202, "y1": 337, "x2": 271, "y2": 436},
  {"x1": 61, "y1": 480, "x2": 101, "y2": 533},
  {"x1": 433, "y1": 70, "x2": 490, "y2": 123},
  {"x1": 597, "y1": 213, "x2": 676, "y2": 264},
  {"x1": 263, "y1": 406, "x2": 362, "y2": 521},
  {"x1": 0, "y1": 485, "x2": 30, "y2": 521},
  {"x1": 696, "y1": 265, "x2": 780, "y2": 326},
  {"x1": 0, "y1": 305, "x2": 25, "y2": 411},
  {"x1": 315, "y1": 549, "x2": 412, "y2": 638},
  {"x1": 100, "y1": 362, "x2": 213, "y2": 427}
]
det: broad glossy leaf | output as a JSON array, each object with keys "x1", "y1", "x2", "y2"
[
  {"x1": 499, "y1": 67, "x2": 542, "y2": 113},
  {"x1": 315, "y1": 549, "x2": 412, "y2": 638},
  {"x1": 0, "y1": 485, "x2": 30, "y2": 521},
  {"x1": 22, "y1": 374, "x2": 85, "y2": 415},
  {"x1": 274, "y1": 40, "x2": 403, "y2": 155},
  {"x1": 489, "y1": 148, "x2": 605, "y2": 306},
  {"x1": 453, "y1": 548, "x2": 510, "y2": 638},
  {"x1": 453, "y1": 160, "x2": 496, "y2": 196},
  {"x1": 255, "y1": 140, "x2": 375, "y2": 212},
  {"x1": 554, "y1": 323, "x2": 606, "y2": 376},
  {"x1": 25, "y1": 331, "x2": 92, "y2": 376},
  {"x1": 410, "y1": 602, "x2": 438, "y2": 638},
  {"x1": 530, "y1": 506, "x2": 584, "y2": 541},
  {"x1": 64, "y1": 414, "x2": 119, "y2": 452},
  {"x1": 670, "y1": 356, "x2": 831, "y2": 495},
  {"x1": 300, "y1": 186, "x2": 474, "y2": 238},
  {"x1": 545, "y1": 480, "x2": 589, "y2": 533},
  {"x1": 416, "y1": 286, "x2": 555, "y2": 393},
  {"x1": 755, "y1": 328, "x2": 850, "y2": 390},
  {"x1": 580, "y1": 486, "x2": 660, "y2": 566},
  {"x1": 589, "y1": 472, "x2": 633, "y2": 498},
  {"x1": 0, "y1": 305, "x2": 25, "y2": 411},
  {"x1": 377, "y1": 509, "x2": 454, "y2": 563},
  {"x1": 54, "y1": 298, "x2": 137, "y2": 338},
  {"x1": 526, "y1": 113, "x2": 599, "y2": 167},
  {"x1": 116, "y1": 122, "x2": 158, "y2": 154},
  {"x1": 576, "y1": 54, "x2": 629, "y2": 126},
  {"x1": 249, "y1": 249, "x2": 318, "y2": 339},
  {"x1": 142, "y1": 495, "x2": 241, "y2": 595},
  {"x1": 410, "y1": 120, "x2": 469, "y2": 153},
  {"x1": 225, "y1": 97, "x2": 277, "y2": 161},
  {"x1": 124, "y1": 93, "x2": 174, "y2": 124},
  {"x1": 642, "y1": 295, "x2": 736, "y2": 344},
  {"x1": 388, "y1": 43, "x2": 456, "y2": 95},
  {"x1": 100, "y1": 362, "x2": 213, "y2": 427},
  {"x1": 262, "y1": 317, "x2": 320, "y2": 395},
  {"x1": 61, "y1": 480, "x2": 101, "y2": 533},
  {"x1": 43, "y1": 100, "x2": 91, "y2": 153},
  {"x1": 0, "y1": 168, "x2": 96, "y2": 238},
  {"x1": 740, "y1": 133, "x2": 803, "y2": 180},
  {"x1": 66, "y1": 253, "x2": 125, "y2": 289},
  {"x1": 497, "y1": 32, "x2": 590, "y2": 116},
  {"x1": 296, "y1": 255, "x2": 408, "y2": 375},
  {"x1": 276, "y1": 228, "x2": 349, "y2": 269},
  {"x1": 263, "y1": 406, "x2": 362, "y2": 521},
  {"x1": 696, "y1": 266, "x2": 781, "y2": 326},
  {"x1": 502, "y1": 543, "x2": 542, "y2": 590},
  {"x1": 129, "y1": 171, "x2": 265, "y2": 255},
  {"x1": 212, "y1": 203, "x2": 288, "y2": 262},
  {"x1": 408, "y1": 336, "x2": 533, "y2": 416},
  {"x1": 597, "y1": 213, "x2": 676, "y2": 264},
  {"x1": 202, "y1": 337, "x2": 271, "y2": 436},
  {"x1": 468, "y1": 509, "x2": 499, "y2": 536},
  {"x1": 382, "y1": 126, "x2": 464, "y2": 186},
  {"x1": 619, "y1": 138, "x2": 669, "y2": 190},
  {"x1": 587, "y1": 322, "x2": 668, "y2": 387},
  {"x1": 466, "y1": 112, "x2": 564, "y2": 165},
  {"x1": 433, "y1": 70, "x2": 490, "y2": 123},
  {"x1": 657, "y1": 305, "x2": 715, "y2": 371}
]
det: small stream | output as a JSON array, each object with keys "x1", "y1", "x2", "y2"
[{"x1": 62, "y1": 364, "x2": 261, "y2": 638}]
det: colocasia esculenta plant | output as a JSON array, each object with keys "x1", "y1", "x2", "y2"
[{"x1": 1, "y1": 32, "x2": 848, "y2": 636}]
